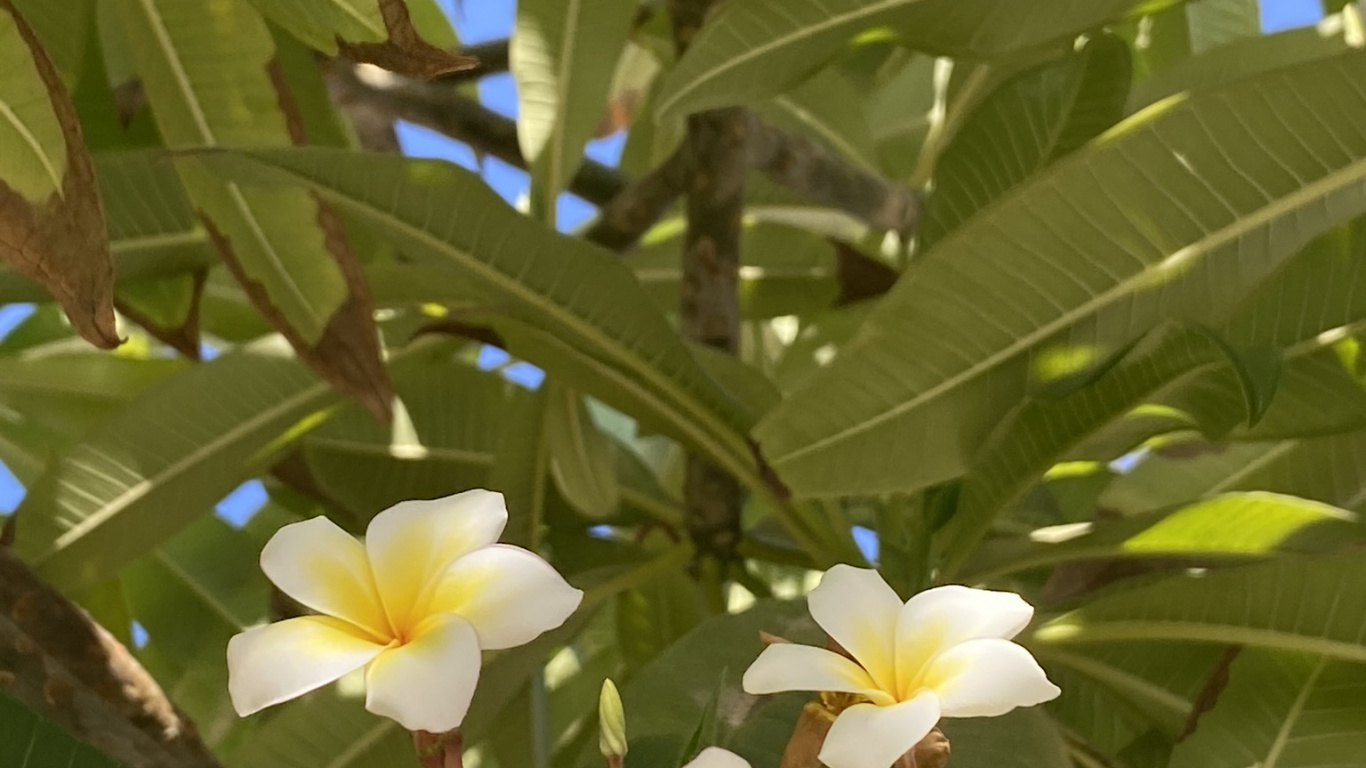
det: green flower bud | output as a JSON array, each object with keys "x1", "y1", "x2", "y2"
[{"x1": 599, "y1": 678, "x2": 628, "y2": 759}]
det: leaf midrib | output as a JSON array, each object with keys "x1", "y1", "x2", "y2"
[
  {"x1": 775, "y1": 150, "x2": 1366, "y2": 466},
  {"x1": 1038, "y1": 621, "x2": 1366, "y2": 662},
  {"x1": 658, "y1": 0, "x2": 925, "y2": 118},
  {"x1": 133, "y1": 0, "x2": 325, "y2": 333},
  {"x1": 1263, "y1": 656, "x2": 1327, "y2": 768},
  {"x1": 0, "y1": 98, "x2": 63, "y2": 197},
  {"x1": 264, "y1": 156, "x2": 751, "y2": 463}
]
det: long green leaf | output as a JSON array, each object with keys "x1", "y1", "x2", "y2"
[
  {"x1": 244, "y1": 0, "x2": 384, "y2": 54},
  {"x1": 963, "y1": 492, "x2": 1363, "y2": 582},
  {"x1": 1034, "y1": 553, "x2": 1366, "y2": 660},
  {"x1": 1101, "y1": 431, "x2": 1366, "y2": 513},
  {"x1": 921, "y1": 34, "x2": 1132, "y2": 248},
  {"x1": 654, "y1": 0, "x2": 1140, "y2": 120},
  {"x1": 197, "y1": 148, "x2": 768, "y2": 521},
  {"x1": 0, "y1": 3, "x2": 68, "y2": 202},
  {"x1": 115, "y1": 0, "x2": 347, "y2": 343},
  {"x1": 755, "y1": 49, "x2": 1366, "y2": 499},
  {"x1": 1169, "y1": 650, "x2": 1366, "y2": 768},
  {"x1": 1186, "y1": 0, "x2": 1261, "y2": 54},
  {"x1": 511, "y1": 0, "x2": 635, "y2": 217},
  {"x1": 11, "y1": 336, "x2": 445, "y2": 592}
]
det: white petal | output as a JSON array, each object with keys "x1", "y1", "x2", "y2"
[
  {"x1": 922, "y1": 638, "x2": 1060, "y2": 718},
  {"x1": 742, "y1": 644, "x2": 894, "y2": 704},
  {"x1": 684, "y1": 748, "x2": 751, "y2": 768},
  {"x1": 894, "y1": 585, "x2": 1034, "y2": 697},
  {"x1": 818, "y1": 694, "x2": 940, "y2": 768},
  {"x1": 807, "y1": 565, "x2": 903, "y2": 691},
  {"x1": 427, "y1": 544, "x2": 583, "y2": 650},
  {"x1": 227, "y1": 616, "x2": 387, "y2": 716},
  {"x1": 260, "y1": 516, "x2": 391, "y2": 641},
  {"x1": 364, "y1": 612, "x2": 482, "y2": 732},
  {"x1": 365, "y1": 490, "x2": 508, "y2": 629}
]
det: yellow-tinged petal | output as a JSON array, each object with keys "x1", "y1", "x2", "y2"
[
  {"x1": 227, "y1": 616, "x2": 387, "y2": 717},
  {"x1": 260, "y1": 516, "x2": 391, "y2": 641},
  {"x1": 818, "y1": 694, "x2": 940, "y2": 768},
  {"x1": 893, "y1": 585, "x2": 1033, "y2": 698},
  {"x1": 742, "y1": 643, "x2": 895, "y2": 705},
  {"x1": 683, "y1": 748, "x2": 752, "y2": 768},
  {"x1": 365, "y1": 490, "x2": 507, "y2": 630},
  {"x1": 807, "y1": 565, "x2": 902, "y2": 692},
  {"x1": 922, "y1": 638, "x2": 1060, "y2": 717},
  {"x1": 364, "y1": 612, "x2": 482, "y2": 732},
  {"x1": 427, "y1": 544, "x2": 582, "y2": 649}
]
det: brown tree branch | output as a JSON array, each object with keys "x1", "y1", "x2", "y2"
[
  {"x1": 670, "y1": 0, "x2": 746, "y2": 569},
  {"x1": 747, "y1": 115, "x2": 922, "y2": 239},
  {"x1": 326, "y1": 63, "x2": 626, "y2": 205},
  {"x1": 0, "y1": 548, "x2": 222, "y2": 768},
  {"x1": 434, "y1": 39, "x2": 510, "y2": 84}
]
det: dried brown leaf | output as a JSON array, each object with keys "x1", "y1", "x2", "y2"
[
  {"x1": 0, "y1": 0, "x2": 119, "y2": 349},
  {"x1": 338, "y1": 0, "x2": 477, "y2": 79}
]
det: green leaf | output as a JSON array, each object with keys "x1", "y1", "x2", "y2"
[
  {"x1": 653, "y1": 0, "x2": 1140, "y2": 120},
  {"x1": 244, "y1": 0, "x2": 385, "y2": 54},
  {"x1": 963, "y1": 492, "x2": 1365, "y2": 582},
  {"x1": 1186, "y1": 0, "x2": 1261, "y2": 54},
  {"x1": 511, "y1": 0, "x2": 635, "y2": 217},
  {"x1": 1039, "y1": 642, "x2": 1224, "y2": 752},
  {"x1": 920, "y1": 34, "x2": 1132, "y2": 248},
  {"x1": 9, "y1": 0, "x2": 91, "y2": 88},
  {"x1": 0, "y1": 693, "x2": 125, "y2": 768},
  {"x1": 490, "y1": 383, "x2": 552, "y2": 549},
  {"x1": 0, "y1": 7, "x2": 70, "y2": 200},
  {"x1": 1128, "y1": 16, "x2": 1356, "y2": 112},
  {"x1": 200, "y1": 148, "x2": 765, "y2": 512},
  {"x1": 755, "y1": 49, "x2": 1366, "y2": 499},
  {"x1": 11, "y1": 336, "x2": 446, "y2": 593},
  {"x1": 1101, "y1": 430, "x2": 1366, "y2": 513},
  {"x1": 546, "y1": 381, "x2": 621, "y2": 520},
  {"x1": 1169, "y1": 650, "x2": 1366, "y2": 768},
  {"x1": 1034, "y1": 552, "x2": 1366, "y2": 660},
  {"x1": 303, "y1": 352, "x2": 511, "y2": 526},
  {"x1": 115, "y1": 0, "x2": 348, "y2": 344},
  {"x1": 753, "y1": 67, "x2": 880, "y2": 170}
]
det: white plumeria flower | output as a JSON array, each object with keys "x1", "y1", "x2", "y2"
[
  {"x1": 742, "y1": 566, "x2": 1059, "y2": 768},
  {"x1": 684, "y1": 748, "x2": 750, "y2": 768},
  {"x1": 227, "y1": 490, "x2": 583, "y2": 733}
]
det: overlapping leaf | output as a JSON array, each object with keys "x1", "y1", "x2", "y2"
[
  {"x1": 654, "y1": 0, "x2": 1141, "y2": 119},
  {"x1": 756, "y1": 49, "x2": 1366, "y2": 499}
]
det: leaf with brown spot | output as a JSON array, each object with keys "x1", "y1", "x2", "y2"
[
  {"x1": 338, "y1": 0, "x2": 476, "y2": 79},
  {"x1": 258, "y1": 55, "x2": 393, "y2": 421},
  {"x1": 0, "y1": 0, "x2": 119, "y2": 349},
  {"x1": 115, "y1": 270, "x2": 207, "y2": 360}
]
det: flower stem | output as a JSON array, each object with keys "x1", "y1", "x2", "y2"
[{"x1": 413, "y1": 730, "x2": 463, "y2": 768}]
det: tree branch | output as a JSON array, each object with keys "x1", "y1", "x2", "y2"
[
  {"x1": 747, "y1": 115, "x2": 921, "y2": 239},
  {"x1": 327, "y1": 63, "x2": 626, "y2": 205},
  {"x1": 670, "y1": 0, "x2": 747, "y2": 571},
  {"x1": 0, "y1": 547, "x2": 222, "y2": 768}
]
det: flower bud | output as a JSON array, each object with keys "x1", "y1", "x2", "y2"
[{"x1": 599, "y1": 678, "x2": 628, "y2": 759}]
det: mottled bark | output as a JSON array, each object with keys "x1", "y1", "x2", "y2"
[{"x1": 0, "y1": 548, "x2": 222, "y2": 768}]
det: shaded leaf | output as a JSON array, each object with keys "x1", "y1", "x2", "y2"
[
  {"x1": 755, "y1": 49, "x2": 1366, "y2": 499},
  {"x1": 963, "y1": 492, "x2": 1365, "y2": 582},
  {"x1": 1169, "y1": 650, "x2": 1366, "y2": 768},
  {"x1": 1186, "y1": 0, "x2": 1261, "y2": 54},
  {"x1": 546, "y1": 381, "x2": 621, "y2": 520},
  {"x1": 1034, "y1": 552, "x2": 1366, "y2": 660},
  {"x1": 201, "y1": 148, "x2": 764, "y2": 509},
  {"x1": 115, "y1": 270, "x2": 206, "y2": 359},
  {"x1": 116, "y1": 0, "x2": 349, "y2": 344},
  {"x1": 511, "y1": 0, "x2": 636, "y2": 216},
  {"x1": 0, "y1": 0, "x2": 118, "y2": 348},
  {"x1": 10, "y1": 336, "x2": 445, "y2": 593},
  {"x1": 921, "y1": 34, "x2": 1133, "y2": 248},
  {"x1": 654, "y1": 0, "x2": 1141, "y2": 120}
]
